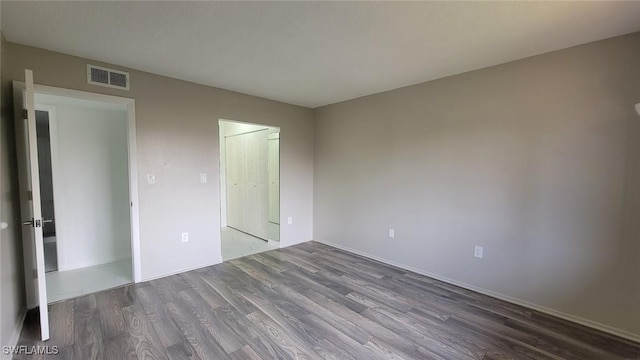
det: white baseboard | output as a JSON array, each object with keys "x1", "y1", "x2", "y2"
[
  {"x1": 314, "y1": 239, "x2": 640, "y2": 344},
  {"x1": 280, "y1": 238, "x2": 312, "y2": 248},
  {"x1": 142, "y1": 258, "x2": 222, "y2": 282},
  {"x1": 1, "y1": 309, "x2": 27, "y2": 360}
]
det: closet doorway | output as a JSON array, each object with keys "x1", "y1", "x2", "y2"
[{"x1": 219, "y1": 119, "x2": 280, "y2": 260}]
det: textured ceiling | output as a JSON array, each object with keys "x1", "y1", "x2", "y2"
[{"x1": 2, "y1": 1, "x2": 640, "y2": 108}]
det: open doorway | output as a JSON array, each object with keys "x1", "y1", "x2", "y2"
[
  {"x1": 34, "y1": 93, "x2": 133, "y2": 303},
  {"x1": 219, "y1": 119, "x2": 280, "y2": 260}
]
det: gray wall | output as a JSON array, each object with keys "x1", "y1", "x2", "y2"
[
  {"x1": 0, "y1": 34, "x2": 26, "y2": 351},
  {"x1": 2, "y1": 42, "x2": 314, "y2": 281},
  {"x1": 314, "y1": 33, "x2": 640, "y2": 337}
]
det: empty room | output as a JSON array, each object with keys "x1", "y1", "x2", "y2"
[{"x1": 0, "y1": 1, "x2": 639, "y2": 360}]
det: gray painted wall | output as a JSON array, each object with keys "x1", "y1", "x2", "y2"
[
  {"x1": 1, "y1": 41, "x2": 314, "y2": 282},
  {"x1": 314, "y1": 33, "x2": 640, "y2": 337}
]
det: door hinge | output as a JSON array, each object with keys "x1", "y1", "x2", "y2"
[
  {"x1": 23, "y1": 109, "x2": 28, "y2": 119},
  {"x1": 27, "y1": 190, "x2": 32, "y2": 201},
  {"x1": 32, "y1": 269, "x2": 38, "y2": 279}
]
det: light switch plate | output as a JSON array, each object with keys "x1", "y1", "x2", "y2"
[{"x1": 147, "y1": 174, "x2": 155, "y2": 184}]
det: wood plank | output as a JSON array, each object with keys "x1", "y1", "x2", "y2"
[
  {"x1": 229, "y1": 345, "x2": 265, "y2": 360},
  {"x1": 245, "y1": 310, "x2": 323, "y2": 360},
  {"x1": 179, "y1": 270, "x2": 227, "y2": 309},
  {"x1": 74, "y1": 303, "x2": 102, "y2": 348},
  {"x1": 177, "y1": 289, "x2": 247, "y2": 354},
  {"x1": 104, "y1": 333, "x2": 138, "y2": 360},
  {"x1": 134, "y1": 285, "x2": 187, "y2": 349},
  {"x1": 248, "y1": 335, "x2": 295, "y2": 360},
  {"x1": 270, "y1": 282, "x2": 373, "y2": 345},
  {"x1": 166, "y1": 340, "x2": 202, "y2": 360},
  {"x1": 121, "y1": 304, "x2": 170, "y2": 360},
  {"x1": 95, "y1": 289, "x2": 126, "y2": 339},
  {"x1": 165, "y1": 301, "x2": 232, "y2": 360},
  {"x1": 48, "y1": 300, "x2": 75, "y2": 347},
  {"x1": 198, "y1": 266, "x2": 259, "y2": 315},
  {"x1": 262, "y1": 250, "x2": 321, "y2": 273}
]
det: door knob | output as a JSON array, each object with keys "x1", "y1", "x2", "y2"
[{"x1": 22, "y1": 219, "x2": 45, "y2": 228}]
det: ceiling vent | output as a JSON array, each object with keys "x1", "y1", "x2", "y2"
[{"x1": 87, "y1": 64, "x2": 130, "y2": 90}]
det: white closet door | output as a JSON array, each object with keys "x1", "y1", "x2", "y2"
[
  {"x1": 226, "y1": 130, "x2": 269, "y2": 240},
  {"x1": 226, "y1": 135, "x2": 244, "y2": 230}
]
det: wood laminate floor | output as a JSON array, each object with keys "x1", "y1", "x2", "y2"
[{"x1": 15, "y1": 241, "x2": 640, "y2": 360}]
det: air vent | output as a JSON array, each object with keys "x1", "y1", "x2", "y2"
[{"x1": 87, "y1": 65, "x2": 129, "y2": 90}]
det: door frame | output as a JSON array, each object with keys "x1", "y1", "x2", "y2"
[{"x1": 14, "y1": 82, "x2": 142, "y2": 292}]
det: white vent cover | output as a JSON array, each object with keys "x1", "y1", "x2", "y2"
[{"x1": 87, "y1": 65, "x2": 130, "y2": 90}]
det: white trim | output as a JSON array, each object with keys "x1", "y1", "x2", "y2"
[
  {"x1": 314, "y1": 238, "x2": 640, "y2": 344},
  {"x1": 279, "y1": 238, "x2": 310, "y2": 248},
  {"x1": 20, "y1": 82, "x2": 142, "y2": 284},
  {"x1": 1, "y1": 310, "x2": 27, "y2": 360},
  {"x1": 126, "y1": 101, "x2": 141, "y2": 282},
  {"x1": 142, "y1": 259, "x2": 222, "y2": 282}
]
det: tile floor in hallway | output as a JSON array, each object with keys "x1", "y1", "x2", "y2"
[
  {"x1": 46, "y1": 259, "x2": 132, "y2": 303},
  {"x1": 221, "y1": 226, "x2": 278, "y2": 261}
]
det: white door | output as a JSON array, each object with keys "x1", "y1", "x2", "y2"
[
  {"x1": 225, "y1": 130, "x2": 270, "y2": 240},
  {"x1": 13, "y1": 70, "x2": 50, "y2": 341},
  {"x1": 226, "y1": 135, "x2": 243, "y2": 230}
]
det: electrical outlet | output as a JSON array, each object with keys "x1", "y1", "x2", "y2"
[
  {"x1": 147, "y1": 174, "x2": 156, "y2": 184},
  {"x1": 287, "y1": 216, "x2": 293, "y2": 225},
  {"x1": 200, "y1": 173, "x2": 207, "y2": 183},
  {"x1": 474, "y1": 246, "x2": 483, "y2": 259},
  {"x1": 389, "y1": 229, "x2": 395, "y2": 238},
  {"x1": 181, "y1": 232, "x2": 189, "y2": 243}
]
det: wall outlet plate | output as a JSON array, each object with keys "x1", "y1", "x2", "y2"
[
  {"x1": 389, "y1": 229, "x2": 395, "y2": 238},
  {"x1": 147, "y1": 174, "x2": 155, "y2": 184},
  {"x1": 474, "y1": 245, "x2": 483, "y2": 259},
  {"x1": 181, "y1": 232, "x2": 189, "y2": 243}
]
